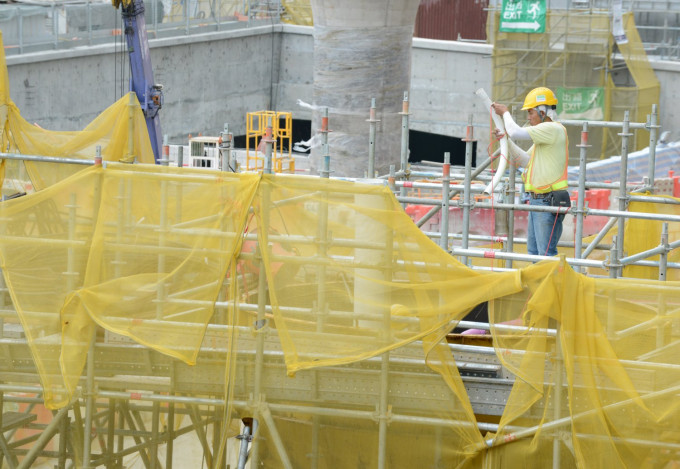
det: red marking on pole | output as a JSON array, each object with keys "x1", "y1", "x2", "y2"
[
  {"x1": 321, "y1": 117, "x2": 328, "y2": 132},
  {"x1": 130, "y1": 392, "x2": 142, "y2": 400},
  {"x1": 580, "y1": 131, "x2": 588, "y2": 145},
  {"x1": 483, "y1": 251, "x2": 496, "y2": 258},
  {"x1": 403, "y1": 181, "x2": 413, "y2": 188},
  {"x1": 443, "y1": 163, "x2": 450, "y2": 175}
]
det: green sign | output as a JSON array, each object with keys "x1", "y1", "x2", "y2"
[
  {"x1": 556, "y1": 87, "x2": 605, "y2": 121},
  {"x1": 499, "y1": 0, "x2": 546, "y2": 33}
]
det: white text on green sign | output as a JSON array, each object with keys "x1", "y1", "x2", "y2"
[{"x1": 500, "y1": 0, "x2": 546, "y2": 34}]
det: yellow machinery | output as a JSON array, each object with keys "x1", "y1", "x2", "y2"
[{"x1": 246, "y1": 110, "x2": 295, "y2": 173}]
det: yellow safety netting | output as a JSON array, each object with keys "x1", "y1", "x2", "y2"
[
  {"x1": 2, "y1": 163, "x2": 680, "y2": 466},
  {"x1": 0, "y1": 32, "x2": 154, "y2": 196},
  {"x1": 490, "y1": 259, "x2": 680, "y2": 468},
  {"x1": 581, "y1": 196, "x2": 680, "y2": 281}
]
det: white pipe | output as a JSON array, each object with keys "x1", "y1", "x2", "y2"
[{"x1": 475, "y1": 88, "x2": 508, "y2": 194}]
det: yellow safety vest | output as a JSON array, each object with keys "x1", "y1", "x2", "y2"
[{"x1": 522, "y1": 122, "x2": 569, "y2": 193}]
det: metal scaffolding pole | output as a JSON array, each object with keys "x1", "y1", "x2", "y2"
[{"x1": 573, "y1": 122, "x2": 590, "y2": 271}]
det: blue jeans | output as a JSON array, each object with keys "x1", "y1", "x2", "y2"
[{"x1": 527, "y1": 196, "x2": 564, "y2": 256}]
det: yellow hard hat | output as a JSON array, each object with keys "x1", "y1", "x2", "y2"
[{"x1": 522, "y1": 87, "x2": 558, "y2": 110}]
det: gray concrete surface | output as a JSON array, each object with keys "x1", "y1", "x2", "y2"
[
  {"x1": 309, "y1": 0, "x2": 421, "y2": 177},
  {"x1": 6, "y1": 24, "x2": 680, "y2": 173}
]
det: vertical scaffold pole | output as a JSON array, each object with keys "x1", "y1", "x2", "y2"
[
  {"x1": 250, "y1": 170, "x2": 271, "y2": 467},
  {"x1": 320, "y1": 108, "x2": 330, "y2": 178},
  {"x1": 377, "y1": 199, "x2": 394, "y2": 469},
  {"x1": 128, "y1": 91, "x2": 136, "y2": 162},
  {"x1": 659, "y1": 223, "x2": 669, "y2": 282},
  {"x1": 552, "y1": 317, "x2": 563, "y2": 469},
  {"x1": 83, "y1": 148, "x2": 103, "y2": 469},
  {"x1": 461, "y1": 116, "x2": 475, "y2": 266},
  {"x1": 177, "y1": 145, "x2": 184, "y2": 169},
  {"x1": 367, "y1": 98, "x2": 379, "y2": 178},
  {"x1": 150, "y1": 401, "x2": 160, "y2": 469},
  {"x1": 440, "y1": 152, "x2": 451, "y2": 251},
  {"x1": 264, "y1": 116, "x2": 274, "y2": 175},
  {"x1": 574, "y1": 122, "x2": 590, "y2": 271},
  {"x1": 399, "y1": 92, "x2": 410, "y2": 208},
  {"x1": 221, "y1": 124, "x2": 233, "y2": 172},
  {"x1": 614, "y1": 111, "x2": 632, "y2": 278},
  {"x1": 107, "y1": 399, "x2": 116, "y2": 467},
  {"x1": 647, "y1": 104, "x2": 659, "y2": 189},
  {"x1": 657, "y1": 223, "x2": 669, "y2": 348},
  {"x1": 114, "y1": 172, "x2": 127, "y2": 467},
  {"x1": 388, "y1": 165, "x2": 396, "y2": 192},
  {"x1": 161, "y1": 135, "x2": 169, "y2": 166},
  {"x1": 157, "y1": 176, "x2": 168, "y2": 319},
  {"x1": 311, "y1": 149, "x2": 331, "y2": 467}
]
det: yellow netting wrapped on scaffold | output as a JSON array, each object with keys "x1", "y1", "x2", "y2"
[
  {"x1": 2, "y1": 162, "x2": 680, "y2": 466},
  {"x1": 0, "y1": 31, "x2": 154, "y2": 196},
  {"x1": 488, "y1": 259, "x2": 680, "y2": 468},
  {"x1": 581, "y1": 195, "x2": 680, "y2": 281},
  {"x1": 0, "y1": 164, "x2": 523, "y2": 466}
]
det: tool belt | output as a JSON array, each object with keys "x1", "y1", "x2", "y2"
[{"x1": 528, "y1": 190, "x2": 571, "y2": 208}]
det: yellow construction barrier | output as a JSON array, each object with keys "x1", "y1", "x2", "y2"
[{"x1": 246, "y1": 110, "x2": 295, "y2": 173}]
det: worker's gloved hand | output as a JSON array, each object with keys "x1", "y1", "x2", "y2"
[{"x1": 493, "y1": 128, "x2": 506, "y2": 140}]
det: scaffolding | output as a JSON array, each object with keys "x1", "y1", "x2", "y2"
[
  {"x1": 488, "y1": 7, "x2": 660, "y2": 165},
  {"x1": 3, "y1": 92, "x2": 680, "y2": 467}
]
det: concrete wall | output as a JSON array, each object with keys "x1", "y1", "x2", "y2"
[
  {"x1": 6, "y1": 26, "x2": 279, "y2": 141},
  {"x1": 6, "y1": 24, "x2": 680, "y2": 159},
  {"x1": 410, "y1": 38, "x2": 493, "y2": 156}
]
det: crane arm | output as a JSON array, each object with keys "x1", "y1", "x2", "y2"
[{"x1": 114, "y1": 0, "x2": 163, "y2": 163}]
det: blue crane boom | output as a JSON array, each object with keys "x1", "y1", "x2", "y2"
[{"x1": 116, "y1": 0, "x2": 163, "y2": 163}]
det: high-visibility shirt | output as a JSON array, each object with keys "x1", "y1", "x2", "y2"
[{"x1": 523, "y1": 122, "x2": 569, "y2": 193}]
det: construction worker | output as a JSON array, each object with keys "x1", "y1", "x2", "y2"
[{"x1": 491, "y1": 87, "x2": 570, "y2": 257}]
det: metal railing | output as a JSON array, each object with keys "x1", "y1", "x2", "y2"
[
  {"x1": 5, "y1": 0, "x2": 680, "y2": 61},
  {"x1": 0, "y1": 0, "x2": 281, "y2": 56}
]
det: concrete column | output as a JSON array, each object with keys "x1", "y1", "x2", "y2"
[{"x1": 310, "y1": 0, "x2": 420, "y2": 177}]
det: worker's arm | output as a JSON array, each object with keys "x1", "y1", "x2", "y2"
[
  {"x1": 501, "y1": 113, "x2": 531, "y2": 140},
  {"x1": 490, "y1": 103, "x2": 531, "y2": 140},
  {"x1": 507, "y1": 139, "x2": 530, "y2": 167},
  {"x1": 494, "y1": 128, "x2": 530, "y2": 167}
]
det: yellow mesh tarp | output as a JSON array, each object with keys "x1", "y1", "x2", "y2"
[
  {"x1": 489, "y1": 259, "x2": 680, "y2": 468},
  {"x1": 3, "y1": 164, "x2": 680, "y2": 466},
  {"x1": 581, "y1": 196, "x2": 680, "y2": 281},
  {"x1": 0, "y1": 32, "x2": 154, "y2": 194}
]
